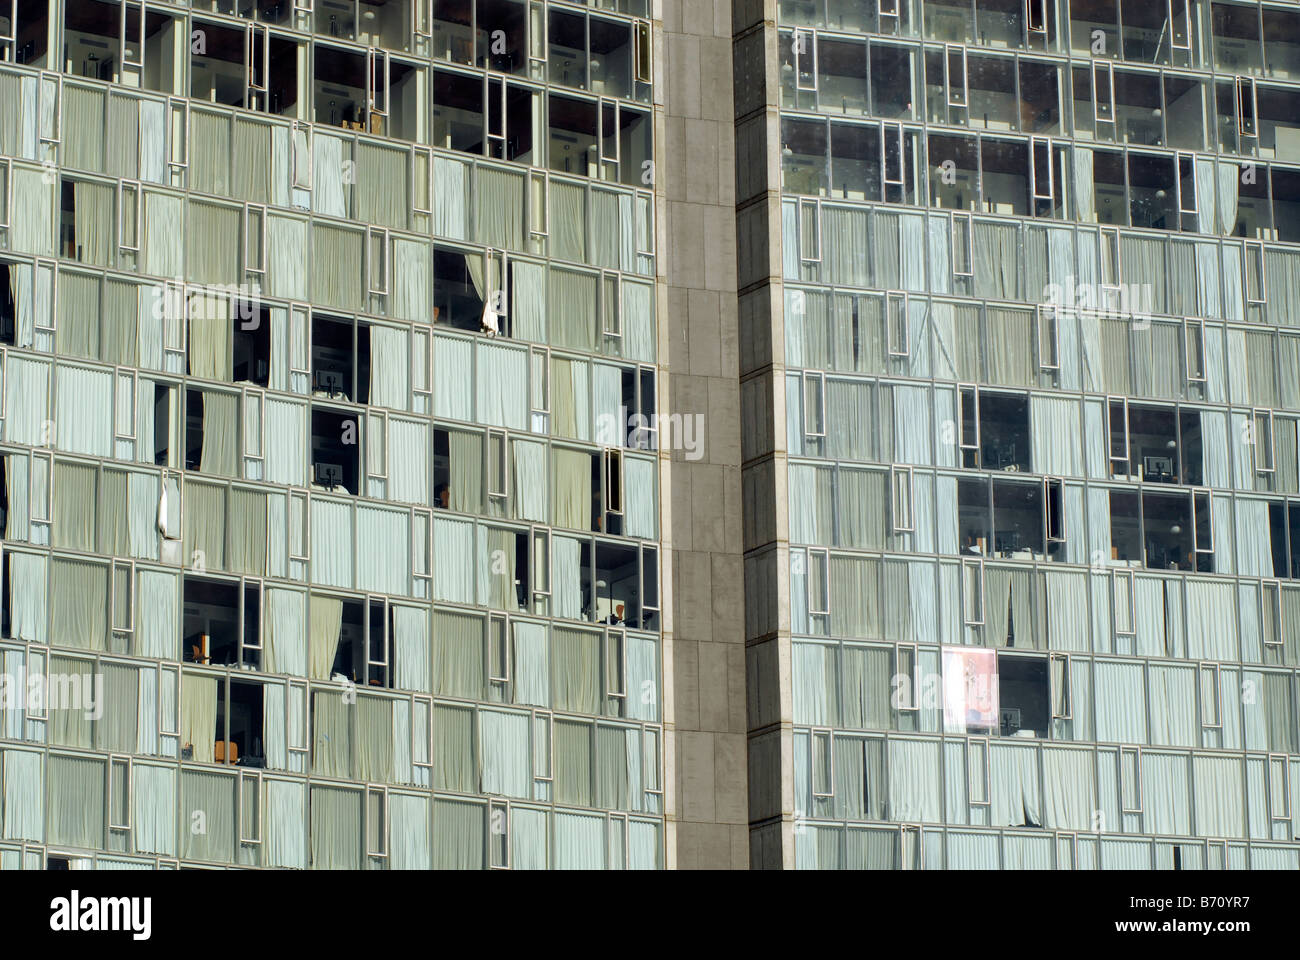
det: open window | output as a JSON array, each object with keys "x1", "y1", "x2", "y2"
[
  {"x1": 1109, "y1": 489, "x2": 1142, "y2": 565},
  {"x1": 310, "y1": 312, "x2": 371, "y2": 403},
  {"x1": 185, "y1": 387, "x2": 242, "y2": 477},
  {"x1": 1142, "y1": 489, "x2": 1197, "y2": 572},
  {"x1": 959, "y1": 476, "x2": 991, "y2": 556},
  {"x1": 1127, "y1": 403, "x2": 1179, "y2": 484},
  {"x1": 191, "y1": 18, "x2": 297, "y2": 115},
  {"x1": 968, "y1": 390, "x2": 1030, "y2": 472},
  {"x1": 1128, "y1": 151, "x2": 1176, "y2": 229},
  {"x1": 590, "y1": 539, "x2": 655, "y2": 630},
  {"x1": 991, "y1": 477, "x2": 1045, "y2": 560},
  {"x1": 979, "y1": 136, "x2": 1029, "y2": 216},
  {"x1": 310, "y1": 407, "x2": 361, "y2": 494},
  {"x1": 183, "y1": 575, "x2": 261, "y2": 670},
  {"x1": 432, "y1": 245, "x2": 487, "y2": 332},
  {"x1": 998, "y1": 654, "x2": 1049, "y2": 740},
  {"x1": 215, "y1": 678, "x2": 266, "y2": 767}
]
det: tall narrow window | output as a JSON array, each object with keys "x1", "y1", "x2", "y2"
[{"x1": 1236, "y1": 77, "x2": 1257, "y2": 138}]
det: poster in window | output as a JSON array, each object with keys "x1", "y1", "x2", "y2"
[{"x1": 942, "y1": 645, "x2": 998, "y2": 734}]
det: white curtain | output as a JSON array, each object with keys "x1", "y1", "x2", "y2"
[
  {"x1": 512, "y1": 439, "x2": 548, "y2": 523},
  {"x1": 477, "y1": 341, "x2": 528, "y2": 431},
  {"x1": 310, "y1": 498, "x2": 353, "y2": 588},
  {"x1": 308, "y1": 595, "x2": 344, "y2": 680},
  {"x1": 1031, "y1": 396, "x2": 1083, "y2": 476},
  {"x1": 181, "y1": 675, "x2": 218, "y2": 764},
  {"x1": 433, "y1": 157, "x2": 469, "y2": 240},
  {"x1": 479, "y1": 709, "x2": 531, "y2": 798},
  {"x1": 134, "y1": 570, "x2": 178, "y2": 659},
  {"x1": 55, "y1": 365, "x2": 113, "y2": 457},
  {"x1": 552, "y1": 536, "x2": 584, "y2": 620},
  {"x1": 265, "y1": 779, "x2": 306, "y2": 869},
  {"x1": 393, "y1": 605, "x2": 430, "y2": 693},
  {"x1": 264, "y1": 587, "x2": 307, "y2": 677},
  {"x1": 434, "y1": 334, "x2": 473, "y2": 421},
  {"x1": 369, "y1": 325, "x2": 409, "y2": 411},
  {"x1": 1073, "y1": 147, "x2": 1095, "y2": 221},
  {"x1": 433, "y1": 517, "x2": 475, "y2": 604},
  {"x1": 1216, "y1": 160, "x2": 1239, "y2": 236}
]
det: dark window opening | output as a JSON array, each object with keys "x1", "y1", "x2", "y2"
[
  {"x1": 310, "y1": 313, "x2": 367, "y2": 401},
  {"x1": 432, "y1": 246, "x2": 486, "y2": 332},
  {"x1": 992, "y1": 478, "x2": 1045, "y2": 560},
  {"x1": 959, "y1": 476, "x2": 991, "y2": 555},
  {"x1": 1128, "y1": 404, "x2": 1179, "y2": 483},
  {"x1": 476, "y1": 0, "x2": 528, "y2": 74},
  {"x1": 153, "y1": 383, "x2": 170, "y2": 466},
  {"x1": 233, "y1": 301, "x2": 272, "y2": 387},
  {"x1": 831, "y1": 121, "x2": 881, "y2": 202},
  {"x1": 548, "y1": 93, "x2": 598, "y2": 177},
  {"x1": 974, "y1": 392, "x2": 1031, "y2": 472},
  {"x1": 14, "y1": 0, "x2": 50, "y2": 66},
  {"x1": 220, "y1": 678, "x2": 266, "y2": 767},
  {"x1": 1110, "y1": 489, "x2": 1142, "y2": 564},
  {"x1": 979, "y1": 136, "x2": 1029, "y2": 217},
  {"x1": 1128, "y1": 151, "x2": 1176, "y2": 229},
  {"x1": 183, "y1": 576, "x2": 259, "y2": 668},
  {"x1": 1142, "y1": 491, "x2": 1196, "y2": 572},
  {"x1": 0, "y1": 262, "x2": 15, "y2": 345},
  {"x1": 998, "y1": 654, "x2": 1049, "y2": 741},
  {"x1": 1178, "y1": 410, "x2": 1203, "y2": 486},
  {"x1": 190, "y1": 19, "x2": 247, "y2": 108},
  {"x1": 310, "y1": 406, "x2": 360, "y2": 494},
  {"x1": 433, "y1": 67, "x2": 485, "y2": 153},
  {"x1": 328, "y1": 597, "x2": 366, "y2": 681}
]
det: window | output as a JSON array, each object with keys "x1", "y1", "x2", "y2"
[
  {"x1": 998, "y1": 654, "x2": 1048, "y2": 739},
  {"x1": 183, "y1": 575, "x2": 261, "y2": 669},
  {"x1": 310, "y1": 406, "x2": 360, "y2": 494}
]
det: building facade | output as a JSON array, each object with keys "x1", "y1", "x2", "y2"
[
  {"x1": 4, "y1": 0, "x2": 1300, "y2": 874},
  {"x1": 0, "y1": 0, "x2": 757, "y2": 870},
  {"x1": 740, "y1": 0, "x2": 1300, "y2": 868}
]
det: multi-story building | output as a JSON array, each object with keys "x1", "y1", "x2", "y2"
[
  {"x1": 6, "y1": 0, "x2": 1298, "y2": 874},
  {"x1": 739, "y1": 0, "x2": 1300, "y2": 869},
  {"x1": 0, "y1": 0, "x2": 760, "y2": 871}
]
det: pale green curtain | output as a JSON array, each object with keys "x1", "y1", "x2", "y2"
[
  {"x1": 311, "y1": 691, "x2": 352, "y2": 779},
  {"x1": 553, "y1": 448, "x2": 593, "y2": 530},
  {"x1": 48, "y1": 755, "x2": 104, "y2": 850},
  {"x1": 49, "y1": 558, "x2": 108, "y2": 651},
  {"x1": 310, "y1": 786, "x2": 362, "y2": 869},
  {"x1": 181, "y1": 675, "x2": 219, "y2": 764},
  {"x1": 432, "y1": 797, "x2": 484, "y2": 869},
  {"x1": 552, "y1": 627, "x2": 601, "y2": 715},
  {"x1": 432, "y1": 705, "x2": 476, "y2": 794},
  {"x1": 433, "y1": 610, "x2": 485, "y2": 700},
  {"x1": 308, "y1": 595, "x2": 343, "y2": 680}
]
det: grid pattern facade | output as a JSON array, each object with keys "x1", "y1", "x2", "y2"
[
  {"x1": 772, "y1": 0, "x2": 1300, "y2": 869},
  {"x1": 0, "y1": 0, "x2": 666, "y2": 870}
]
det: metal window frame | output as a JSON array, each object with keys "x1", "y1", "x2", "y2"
[
  {"x1": 1199, "y1": 661, "x2": 1222, "y2": 729},
  {"x1": 486, "y1": 74, "x2": 507, "y2": 144},
  {"x1": 30, "y1": 448, "x2": 53, "y2": 524},
  {"x1": 367, "y1": 46, "x2": 390, "y2": 119},
  {"x1": 367, "y1": 226, "x2": 389, "y2": 296},
  {"x1": 643, "y1": 725, "x2": 662, "y2": 797},
  {"x1": 1120, "y1": 745, "x2": 1143, "y2": 814},
  {"x1": 635, "y1": 190, "x2": 653, "y2": 256},
  {"x1": 532, "y1": 708, "x2": 553, "y2": 783},
  {"x1": 1192, "y1": 488, "x2": 1213, "y2": 554},
  {"x1": 238, "y1": 768, "x2": 262, "y2": 845},
  {"x1": 1177, "y1": 153, "x2": 1197, "y2": 216},
  {"x1": 1036, "y1": 303, "x2": 1059, "y2": 371},
  {"x1": 0, "y1": 157, "x2": 10, "y2": 231},
  {"x1": 412, "y1": 145, "x2": 432, "y2": 216},
  {"x1": 114, "y1": 365, "x2": 138, "y2": 448},
  {"x1": 802, "y1": 369, "x2": 825, "y2": 439},
  {"x1": 886, "y1": 290, "x2": 909, "y2": 358},
  {"x1": 243, "y1": 383, "x2": 265, "y2": 473},
  {"x1": 1184, "y1": 317, "x2": 1206, "y2": 384},
  {"x1": 958, "y1": 383, "x2": 980, "y2": 455},
  {"x1": 528, "y1": 0, "x2": 547, "y2": 71},
  {"x1": 810, "y1": 727, "x2": 834, "y2": 798},
  {"x1": 412, "y1": 0, "x2": 432, "y2": 40},
  {"x1": 596, "y1": 97, "x2": 621, "y2": 168},
  {"x1": 878, "y1": 0, "x2": 900, "y2": 22},
  {"x1": 605, "y1": 625, "x2": 626, "y2": 699},
  {"x1": 967, "y1": 735, "x2": 991, "y2": 806},
  {"x1": 1268, "y1": 753, "x2": 1291, "y2": 822},
  {"x1": 289, "y1": 303, "x2": 311, "y2": 383},
  {"x1": 107, "y1": 754, "x2": 132, "y2": 831},
  {"x1": 1112, "y1": 568, "x2": 1136, "y2": 637},
  {"x1": 530, "y1": 345, "x2": 551, "y2": 418},
  {"x1": 34, "y1": 258, "x2": 57, "y2": 339},
  {"x1": 603, "y1": 446, "x2": 623, "y2": 520},
  {"x1": 289, "y1": 488, "x2": 310, "y2": 563},
  {"x1": 411, "y1": 506, "x2": 432, "y2": 591},
  {"x1": 807, "y1": 547, "x2": 830, "y2": 616},
  {"x1": 290, "y1": 120, "x2": 312, "y2": 190},
  {"x1": 1055, "y1": 831, "x2": 1078, "y2": 869},
  {"x1": 159, "y1": 664, "x2": 179, "y2": 736},
  {"x1": 1262, "y1": 579, "x2": 1283, "y2": 647},
  {"x1": 798, "y1": 196, "x2": 821, "y2": 264},
  {"x1": 944, "y1": 43, "x2": 967, "y2": 108},
  {"x1": 117, "y1": 179, "x2": 141, "y2": 253},
  {"x1": 890, "y1": 464, "x2": 914, "y2": 534},
  {"x1": 0, "y1": 0, "x2": 14, "y2": 43},
  {"x1": 365, "y1": 783, "x2": 388, "y2": 859},
  {"x1": 529, "y1": 168, "x2": 549, "y2": 238},
  {"x1": 489, "y1": 798, "x2": 511, "y2": 869},
  {"x1": 882, "y1": 121, "x2": 905, "y2": 188},
  {"x1": 1099, "y1": 226, "x2": 1122, "y2": 311},
  {"x1": 243, "y1": 202, "x2": 267, "y2": 275},
  {"x1": 168, "y1": 97, "x2": 190, "y2": 173},
  {"x1": 22, "y1": 643, "x2": 47, "y2": 722},
  {"x1": 1030, "y1": 136, "x2": 1054, "y2": 203},
  {"x1": 487, "y1": 428, "x2": 509, "y2": 500},
  {"x1": 1050, "y1": 653, "x2": 1071, "y2": 720},
  {"x1": 1253, "y1": 408, "x2": 1275, "y2": 474},
  {"x1": 366, "y1": 408, "x2": 388, "y2": 488},
  {"x1": 111, "y1": 558, "x2": 135, "y2": 636},
  {"x1": 245, "y1": 22, "x2": 269, "y2": 107},
  {"x1": 1107, "y1": 395, "x2": 1130, "y2": 467},
  {"x1": 1093, "y1": 60, "x2": 1115, "y2": 125},
  {"x1": 639, "y1": 544, "x2": 659, "y2": 624},
  {"x1": 951, "y1": 211, "x2": 973, "y2": 277},
  {"x1": 634, "y1": 19, "x2": 652, "y2": 84},
  {"x1": 601, "y1": 270, "x2": 622, "y2": 338},
  {"x1": 238, "y1": 578, "x2": 264, "y2": 669},
  {"x1": 364, "y1": 595, "x2": 389, "y2": 687},
  {"x1": 532, "y1": 525, "x2": 551, "y2": 607},
  {"x1": 1026, "y1": 0, "x2": 1048, "y2": 40},
  {"x1": 962, "y1": 557, "x2": 985, "y2": 626},
  {"x1": 894, "y1": 643, "x2": 919, "y2": 713},
  {"x1": 120, "y1": 1, "x2": 145, "y2": 69},
  {"x1": 793, "y1": 27, "x2": 818, "y2": 93},
  {"x1": 488, "y1": 612, "x2": 510, "y2": 683},
  {"x1": 1045, "y1": 476, "x2": 1066, "y2": 543},
  {"x1": 1244, "y1": 240, "x2": 1266, "y2": 305},
  {"x1": 1169, "y1": 0, "x2": 1191, "y2": 52},
  {"x1": 899, "y1": 823, "x2": 923, "y2": 870},
  {"x1": 1236, "y1": 76, "x2": 1257, "y2": 139}
]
